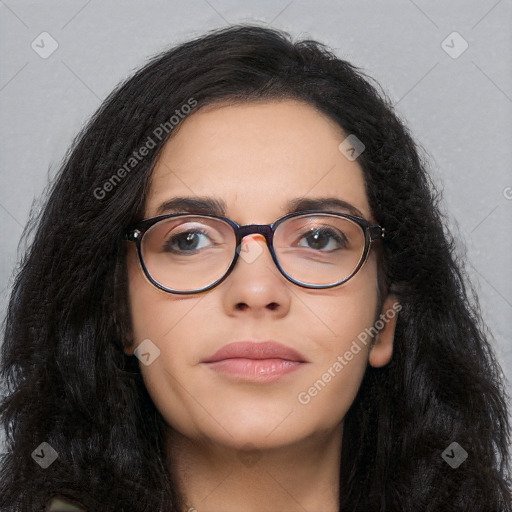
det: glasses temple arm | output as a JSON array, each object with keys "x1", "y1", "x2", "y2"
[{"x1": 369, "y1": 225, "x2": 385, "y2": 240}]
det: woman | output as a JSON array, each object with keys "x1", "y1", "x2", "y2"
[{"x1": 1, "y1": 25, "x2": 510, "y2": 511}]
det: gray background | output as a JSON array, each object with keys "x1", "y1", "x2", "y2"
[{"x1": 1, "y1": 0, "x2": 511, "y2": 452}]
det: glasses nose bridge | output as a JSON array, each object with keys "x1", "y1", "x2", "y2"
[{"x1": 237, "y1": 223, "x2": 274, "y2": 249}]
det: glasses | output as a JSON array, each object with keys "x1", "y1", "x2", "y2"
[{"x1": 125, "y1": 210, "x2": 384, "y2": 294}]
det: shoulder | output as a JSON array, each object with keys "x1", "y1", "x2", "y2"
[{"x1": 45, "y1": 496, "x2": 86, "y2": 511}]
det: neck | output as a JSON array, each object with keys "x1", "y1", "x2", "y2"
[{"x1": 166, "y1": 426, "x2": 342, "y2": 512}]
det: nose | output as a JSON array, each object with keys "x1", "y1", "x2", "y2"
[
  {"x1": 236, "y1": 234, "x2": 272, "y2": 266},
  {"x1": 222, "y1": 233, "x2": 291, "y2": 316}
]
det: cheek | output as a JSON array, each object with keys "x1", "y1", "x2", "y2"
[
  {"x1": 308, "y1": 258, "x2": 379, "y2": 360},
  {"x1": 127, "y1": 246, "x2": 196, "y2": 342},
  {"x1": 126, "y1": 248, "x2": 200, "y2": 433},
  {"x1": 295, "y1": 263, "x2": 379, "y2": 417}
]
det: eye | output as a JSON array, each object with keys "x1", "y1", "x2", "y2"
[
  {"x1": 163, "y1": 228, "x2": 215, "y2": 253},
  {"x1": 296, "y1": 227, "x2": 347, "y2": 251}
]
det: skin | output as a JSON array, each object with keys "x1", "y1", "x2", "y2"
[{"x1": 125, "y1": 99, "x2": 398, "y2": 512}]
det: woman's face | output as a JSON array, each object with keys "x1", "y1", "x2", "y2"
[{"x1": 126, "y1": 99, "x2": 396, "y2": 450}]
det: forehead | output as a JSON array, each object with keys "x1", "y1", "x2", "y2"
[{"x1": 145, "y1": 100, "x2": 372, "y2": 223}]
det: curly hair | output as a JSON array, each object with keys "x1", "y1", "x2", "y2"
[{"x1": 1, "y1": 25, "x2": 510, "y2": 511}]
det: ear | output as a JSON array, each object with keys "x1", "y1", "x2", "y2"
[
  {"x1": 368, "y1": 294, "x2": 400, "y2": 368},
  {"x1": 124, "y1": 342, "x2": 136, "y2": 356},
  {"x1": 117, "y1": 310, "x2": 136, "y2": 356}
]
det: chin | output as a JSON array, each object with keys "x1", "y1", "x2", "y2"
[
  {"x1": 200, "y1": 405, "x2": 320, "y2": 450},
  {"x1": 209, "y1": 425, "x2": 308, "y2": 452}
]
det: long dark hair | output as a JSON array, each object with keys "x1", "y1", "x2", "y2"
[{"x1": 1, "y1": 25, "x2": 510, "y2": 511}]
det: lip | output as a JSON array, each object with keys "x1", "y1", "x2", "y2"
[{"x1": 202, "y1": 341, "x2": 308, "y2": 383}]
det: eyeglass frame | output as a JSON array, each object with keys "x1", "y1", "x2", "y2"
[{"x1": 124, "y1": 210, "x2": 385, "y2": 295}]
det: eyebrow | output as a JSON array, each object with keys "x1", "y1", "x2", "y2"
[{"x1": 155, "y1": 196, "x2": 365, "y2": 219}]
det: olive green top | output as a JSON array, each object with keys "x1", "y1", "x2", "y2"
[{"x1": 45, "y1": 496, "x2": 85, "y2": 511}]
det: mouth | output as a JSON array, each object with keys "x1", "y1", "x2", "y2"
[{"x1": 201, "y1": 341, "x2": 308, "y2": 383}]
